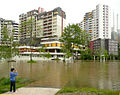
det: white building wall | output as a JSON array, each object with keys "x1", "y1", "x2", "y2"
[
  {"x1": 80, "y1": 21, "x2": 85, "y2": 31},
  {"x1": 56, "y1": 15, "x2": 66, "y2": 38},
  {"x1": 108, "y1": 6, "x2": 111, "y2": 39},
  {"x1": 36, "y1": 19, "x2": 43, "y2": 38},
  {"x1": 96, "y1": 4, "x2": 111, "y2": 39},
  {"x1": 92, "y1": 10, "x2": 96, "y2": 40},
  {"x1": 96, "y1": 4, "x2": 104, "y2": 39},
  {"x1": 62, "y1": 17, "x2": 66, "y2": 37},
  {"x1": 0, "y1": 22, "x2": 1, "y2": 43},
  {"x1": 56, "y1": 15, "x2": 62, "y2": 38}
]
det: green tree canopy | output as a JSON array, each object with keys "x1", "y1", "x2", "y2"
[{"x1": 60, "y1": 24, "x2": 90, "y2": 60}]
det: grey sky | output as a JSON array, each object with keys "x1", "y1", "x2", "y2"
[{"x1": 0, "y1": 0, "x2": 119, "y2": 27}]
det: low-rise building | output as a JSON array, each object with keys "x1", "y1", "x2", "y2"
[
  {"x1": 105, "y1": 39, "x2": 118, "y2": 55},
  {"x1": 93, "y1": 38, "x2": 118, "y2": 56}
]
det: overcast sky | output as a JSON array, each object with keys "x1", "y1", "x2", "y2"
[{"x1": 0, "y1": 0, "x2": 119, "y2": 27}]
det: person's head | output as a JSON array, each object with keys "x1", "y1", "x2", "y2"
[{"x1": 11, "y1": 68, "x2": 15, "y2": 72}]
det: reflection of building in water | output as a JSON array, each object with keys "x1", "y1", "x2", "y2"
[
  {"x1": 98, "y1": 63, "x2": 119, "y2": 90},
  {"x1": 98, "y1": 64, "x2": 106, "y2": 89},
  {"x1": 108, "y1": 63, "x2": 119, "y2": 90}
]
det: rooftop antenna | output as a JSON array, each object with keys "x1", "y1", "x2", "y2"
[
  {"x1": 113, "y1": 12, "x2": 115, "y2": 31},
  {"x1": 117, "y1": 14, "x2": 120, "y2": 41},
  {"x1": 117, "y1": 14, "x2": 119, "y2": 30}
]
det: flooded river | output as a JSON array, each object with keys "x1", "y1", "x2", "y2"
[{"x1": 0, "y1": 60, "x2": 120, "y2": 91}]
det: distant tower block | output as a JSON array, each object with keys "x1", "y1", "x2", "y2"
[
  {"x1": 117, "y1": 14, "x2": 119, "y2": 30},
  {"x1": 113, "y1": 12, "x2": 115, "y2": 31},
  {"x1": 38, "y1": 7, "x2": 44, "y2": 14}
]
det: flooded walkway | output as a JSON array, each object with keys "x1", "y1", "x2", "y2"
[{"x1": 4, "y1": 87, "x2": 60, "y2": 95}]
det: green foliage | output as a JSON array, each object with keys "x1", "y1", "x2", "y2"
[
  {"x1": 0, "y1": 77, "x2": 32, "y2": 94},
  {"x1": 0, "y1": 46, "x2": 11, "y2": 59},
  {"x1": 27, "y1": 60, "x2": 37, "y2": 63},
  {"x1": 0, "y1": 78, "x2": 10, "y2": 86},
  {"x1": 0, "y1": 25, "x2": 19, "y2": 60},
  {"x1": 93, "y1": 48, "x2": 109, "y2": 60},
  {"x1": 60, "y1": 24, "x2": 90, "y2": 60},
  {"x1": 45, "y1": 53, "x2": 52, "y2": 59},
  {"x1": 39, "y1": 46, "x2": 45, "y2": 53},
  {"x1": 55, "y1": 87, "x2": 120, "y2": 95},
  {"x1": 104, "y1": 50, "x2": 109, "y2": 60},
  {"x1": 81, "y1": 48, "x2": 93, "y2": 60},
  {"x1": 19, "y1": 18, "x2": 41, "y2": 61}
]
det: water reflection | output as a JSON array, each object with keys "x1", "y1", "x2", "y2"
[{"x1": 0, "y1": 61, "x2": 120, "y2": 91}]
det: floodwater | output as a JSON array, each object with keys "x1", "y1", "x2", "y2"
[{"x1": 0, "y1": 60, "x2": 120, "y2": 91}]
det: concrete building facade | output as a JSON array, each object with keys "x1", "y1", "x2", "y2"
[
  {"x1": 0, "y1": 18, "x2": 19, "y2": 44},
  {"x1": 19, "y1": 9, "x2": 39, "y2": 40},
  {"x1": 80, "y1": 4, "x2": 111, "y2": 41},
  {"x1": 19, "y1": 7, "x2": 66, "y2": 59},
  {"x1": 93, "y1": 38, "x2": 118, "y2": 56}
]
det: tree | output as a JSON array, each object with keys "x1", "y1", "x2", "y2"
[
  {"x1": 45, "y1": 53, "x2": 52, "y2": 60},
  {"x1": 81, "y1": 48, "x2": 92, "y2": 60},
  {"x1": 0, "y1": 25, "x2": 19, "y2": 60},
  {"x1": 60, "y1": 24, "x2": 73, "y2": 59},
  {"x1": 8, "y1": 29, "x2": 19, "y2": 60},
  {"x1": 94, "y1": 47, "x2": 109, "y2": 61},
  {"x1": 103, "y1": 50, "x2": 109, "y2": 60},
  {"x1": 60, "y1": 24, "x2": 90, "y2": 60},
  {"x1": 0, "y1": 25, "x2": 11, "y2": 59},
  {"x1": 118, "y1": 42, "x2": 120, "y2": 60},
  {"x1": 37, "y1": 45, "x2": 46, "y2": 59},
  {"x1": 19, "y1": 18, "x2": 39, "y2": 61}
]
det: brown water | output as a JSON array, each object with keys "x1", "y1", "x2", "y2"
[{"x1": 0, "y1": 60, "x2": 120, "y2": 91}]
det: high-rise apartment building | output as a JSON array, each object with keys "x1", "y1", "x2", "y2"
[
  {"x1": 96, "y1": 4, "x2": 111, "y2": 39},
  {"x1": 18, "y1": 7, "x2": 66, "y2": 59},
  {"x1": 82, "y1": 10, "x2": 96, "y2": 40},
  {"x1": 19, "y1": 7, "x2": 66, "y2": 41},
  {"x1": 0, "y1": 18, "x2": 19, "y2": 44},
  {"x1": 19, "y1": 9, "x2": 39, "y2": 40},
  {"x1": 37, "y1": 7, "x2": 66, "y2": 42},
  {"x1": 80, "y1": 4, "x2": 111, "y2": 40}
]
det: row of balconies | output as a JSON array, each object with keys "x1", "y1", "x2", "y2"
[
  {"x1": 43, "y1": 29, "x2": 52, "y2": 32},
  {"x1": 43, "y1": 16, "x2": 57, "y2": 21}
]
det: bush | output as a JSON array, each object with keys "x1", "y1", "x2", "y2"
[
  {"x1": 0, "y1": 77, "x2": 32, "y2": 94},
  {"x1": 0, "y1": 78, "x2": 10, "y2": 86},
  {"x1": 27, "y1": 60, "x2": 37, "y2": 63},
  {"x1": 55, "y1": 88, "x2": 120, "y2": 95}
]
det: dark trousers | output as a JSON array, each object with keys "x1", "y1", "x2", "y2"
[{"x1": 10, "y1": 81, "x2": 16, "y2": 92}]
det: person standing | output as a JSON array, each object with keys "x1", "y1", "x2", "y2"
[{"x1": 10, "y1": 68, "x2": 18, "y2": 92}]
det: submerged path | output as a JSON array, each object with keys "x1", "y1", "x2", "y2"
[{"x1": 4, "y1": 87, "x2": 60, "y2": 95}]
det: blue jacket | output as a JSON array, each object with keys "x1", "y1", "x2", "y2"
[{"x1": 10, "y1": 72, "x2": 18, "y2": 81}]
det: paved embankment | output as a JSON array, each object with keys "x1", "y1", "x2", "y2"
[{"x1": 4, "y1": 87, "x2": 60, "y2": 95}]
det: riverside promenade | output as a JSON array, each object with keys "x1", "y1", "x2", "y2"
[{"x1": 4, "y1": 87, "x2": 60, "y2": 95}]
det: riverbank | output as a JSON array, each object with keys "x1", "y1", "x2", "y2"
[
  {"x1": 4, "y1": 87, "x2": 120, "y2": 95},
  {"x1": 55, "y1": 88, "x2": 120, "y2": 95},
  {"x1": 0, "y1": 77, "x2": 32, "y2": 94},
  {"x1": 4, "y1": 87, "x2": 60, "y2": 95}
]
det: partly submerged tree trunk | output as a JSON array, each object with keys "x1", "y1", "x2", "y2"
[{"x1": 30, "y1": 30, "x2": 33, "y2": 61}]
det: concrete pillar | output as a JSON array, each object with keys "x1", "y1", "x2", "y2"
[
  {"x1": 100, "y1": 55, "x2": 102, "y2": 62},
  {"x1": 113, "y1": 56, "x2": 115, "y2": 60},
  {"x1": 55, "y1": 49, "x2": 57, "y2": 58},
  {"x1": 55, "y1": 49, "x2": 57, "y2": 53},
  {"x1": 94, "y1": 55, "x2": 95, "y2": 61},
  {"x1": 103, "y1": 56, "x2": 105, "y2": 62}
]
